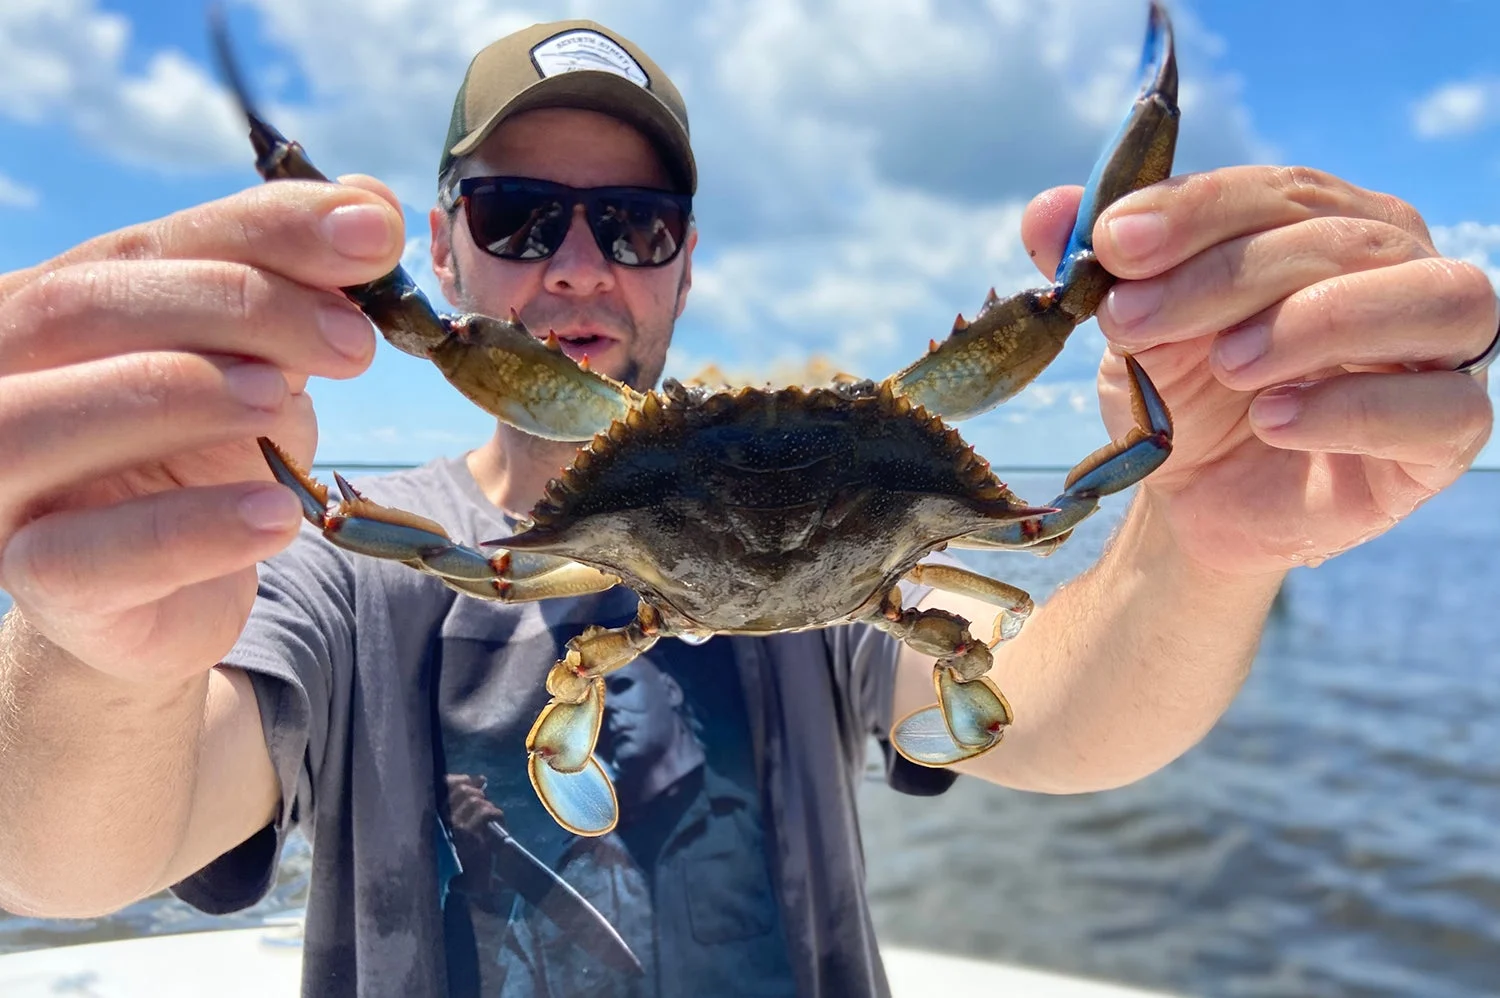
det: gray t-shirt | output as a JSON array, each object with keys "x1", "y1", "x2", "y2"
[{"x1": 173, "y1": 456, "x2": 954, "y2": 997}]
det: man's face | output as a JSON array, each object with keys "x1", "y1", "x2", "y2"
[
  {"x1": 599, "y1": 658, "x2": 681, "y2": 779},
  {"x1": 429, "y1": 107, "x2": 695, "y2": 391}
]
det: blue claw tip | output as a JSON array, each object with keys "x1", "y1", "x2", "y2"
[{"x1": 1054, "y1": 2, "x2": 1178, "y2": 288}]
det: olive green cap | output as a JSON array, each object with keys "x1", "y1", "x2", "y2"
[{"x1": 440, "y1": 21, "x2": 695, "y2": 195}]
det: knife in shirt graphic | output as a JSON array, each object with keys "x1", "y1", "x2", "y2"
[{"x1": 487, "y1": 820, "x2": 645, "y2": 978}]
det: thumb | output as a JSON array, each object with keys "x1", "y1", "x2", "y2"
[{"x1": 1021, "y1": 185, "x2": 1084, "y2": 281}]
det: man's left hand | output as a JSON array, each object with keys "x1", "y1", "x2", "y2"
[{"x1": 1024, "y1": 165, "x2": 1495, "y2": 577}]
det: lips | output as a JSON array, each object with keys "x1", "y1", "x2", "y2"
[{"x1": 539, "y1": 329, "x2": 619, "y2": 366}]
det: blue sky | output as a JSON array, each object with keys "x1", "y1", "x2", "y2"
[{"x1": 2, "y1": 0, "x2": 1497, "y2": 467}]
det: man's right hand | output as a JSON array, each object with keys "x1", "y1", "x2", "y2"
[{"x1": 0, "y1": 176, "x2": 404, "y2": 684}]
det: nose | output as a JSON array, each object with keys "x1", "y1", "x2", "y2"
[{"x1": 543, "y1": 204, "x2": 615, "y2": 296}]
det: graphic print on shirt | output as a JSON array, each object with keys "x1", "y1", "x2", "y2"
[{"x1": 434, "y1": 585, "x2": 797, "y2": 997}]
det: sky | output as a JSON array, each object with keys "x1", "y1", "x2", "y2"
[{"x1": 2, "y1": 0, "x2": 1498, "y2": 468}]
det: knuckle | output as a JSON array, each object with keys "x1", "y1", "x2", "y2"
[
  {"x1": 1338, "y1": 383, "x2": 1382, "y2": 438},
  {"x1": 109, "y1": 222, "x2": 166, "y2": 262},
  {"x1": 1294, "y1": 281, "x2": 1342, "y2": 342},
  {"x1": 214, "y1": 261, "x2": 264, "y2": 325},
  {"x1": 240, "y1": 182, "x2": 325, "y2": 240},
  {"x1": 1432, "y1": 258, "x2": 1496, "y2": 310},
  {"x1": 1369, "y1": 191, "x2": 1430, "y2": 243},
  {"x1": 1266, "y1": 165, "x2": 1345, "y2": 215},
  {"x1": 117, "y1": 352, "x2": 203, "y2": 425},
  {"x1": 1305, "y1": 216, "x2": 1423, "y2": 269},
  {"x1": 7, "y1": 267, "x2": 96, "y2": 347},
  {"x1": 1417, "y1": 259, "x2": 1497, "y2": 341}
]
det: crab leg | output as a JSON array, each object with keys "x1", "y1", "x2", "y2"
[
  {"x1": 950, "y1": 354, "x2": 1172, "y2": 551},
  {"x1": 259, "y1": 440, "x2": 620, "y2": 601},
  {"x1": 887, "y1": 2, "x2": 1178, "y2": 421},
  {"x1": 212, "y1": 16, "x2": 637, "y2": 442},
  {"x1": 905, "y1": 563, "x2": 1034, "y2": 646},
  {"x1": 526, "y1": 603, "x2": 665, "y2": 836},
  {"x1": 867, "y1": 581, "x2": 1018, "y2": 768}
]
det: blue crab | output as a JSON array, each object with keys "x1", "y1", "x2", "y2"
[{"x1": 218, "y1": 3, "x2": 1179, "y2": 836}]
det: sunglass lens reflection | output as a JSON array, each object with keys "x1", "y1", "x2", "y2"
[
  {"x1": 473, "y1": 189, "x2": 568, "y2": 260},
  {"x1": 593, "y1": 194, "x2": 685, "y2": 266}
]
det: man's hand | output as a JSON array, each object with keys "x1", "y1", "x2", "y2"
[
  {"x1": 445, "y1": 774, "x2": 510, "y2": 913},
  {"x1": 0, "y1": 177, "x2": 403, "y2": 682},
  {"x1": 1023, "y1": 165, "x2": 1495, "y2": 576}
]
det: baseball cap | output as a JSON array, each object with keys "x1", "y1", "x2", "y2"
[{"x1": 440, "y1": 21, "x2": 696, "y2": 195}]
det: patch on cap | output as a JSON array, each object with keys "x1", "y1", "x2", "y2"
[{"x1": 530, "y1": 30, "x2": 649, "y2": 87}]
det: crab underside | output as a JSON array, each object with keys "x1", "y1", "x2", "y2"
[{"x1": 220, "y1": 3, "x2": 1180, "y2": 836}]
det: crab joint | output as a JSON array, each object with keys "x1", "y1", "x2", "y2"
[{"x1": 545, "y1": 603, "x2": 664, "y2": 698}]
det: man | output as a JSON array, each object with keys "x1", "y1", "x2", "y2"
[{"x1": 0, "y1": 15, "x2": 1493, "y2": 998}]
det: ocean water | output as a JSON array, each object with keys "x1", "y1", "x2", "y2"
[{"x1": 2, "y1": 470, "x2": 1498, "y2": 998}]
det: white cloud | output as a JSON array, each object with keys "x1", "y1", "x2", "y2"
[
  {"x1": 1411, "y1": 79, "x2": 1500, "y2": 139},
  {"x1": 1432, "y1": 221, "x2": 1500, "y2": 284},
  {"x1": 0, "y1": 172, "x2": 39, "y2": 209},
  {"x1": 684, "y1": 190, "x2": 1042, "y2": 378},
  {"x1": 0, "y1": 0, "x2": 244, "y2": 167}
]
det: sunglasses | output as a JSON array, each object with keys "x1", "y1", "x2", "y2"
[{"x1": 450, "y1": 176, "x2": 692, "y2": 268}]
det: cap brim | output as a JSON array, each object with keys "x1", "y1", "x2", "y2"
[{"x1": 449, "y1": 71, "x2": 696, "y2": 195}]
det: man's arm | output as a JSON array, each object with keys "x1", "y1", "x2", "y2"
[
  {"x1": 0, "y1": 174, "x2": 405, "y2": 917},
  {"x1": 895, "y1": 164, "x2": 1492, "y2": 792},
  {"x1": 0, "y1": 616, "x2": 278, "y2": 916},
  {"x1": 892, "y1": 490, "x2": 1280, "y2": 793}
]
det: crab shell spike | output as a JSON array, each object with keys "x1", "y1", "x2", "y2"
[
  {"x1": 544, "y1": 331, "x2": 563, "y2": 351},
  {"x1": 952, "y1": 313, "x2": 969, "y2": 332},
  {"x1": 578, "y1": 354, "x2": 592, "y2": 372}
]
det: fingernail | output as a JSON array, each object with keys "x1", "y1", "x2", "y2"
[
  {"x1": 1104, "y1": 212, "x2": 1167, "y2": 260},
  {"x1": 224, "y1": 364, "x2": 287, "y2": 410},
  {"x1": 319, "y1": 303, "x2": 373, "y2": 360},
  {"x1": 1101, "y1": 281, "x2": 1164, "y2": 328},
  {"x1": 321, "y1": 203, "x2": 397, "y2": 259},
  {"x1": 239, "y1": 485, "x2": 302, "y2": 532},
  {"x1": 1250, "y1": 388, "x2": 1301, "y2": 430},
  {"x1": 1213, "y1": 324, "x2": 1269, "y2": 373}
]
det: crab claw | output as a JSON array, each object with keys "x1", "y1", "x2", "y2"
[
  {"x1": 259, "y1": 438, "x2": 330, "y2": 527},
  {"x1": 1053, "y1": 0, "x2": 1179, "y2": 315},
  {"x1": 213, "y1": 13, "x2": 641, "y2": 443},
  {"x1": 886, "y1": 2, "x2": 1179, "y2": 422},
  {"x1": 891, "y1": 669, "x2": 1013, "y2": 767}
]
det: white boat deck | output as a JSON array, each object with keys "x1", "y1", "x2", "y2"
[{"x1": 0, "y1": 924, "x2": 1180, "y2": 997}]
